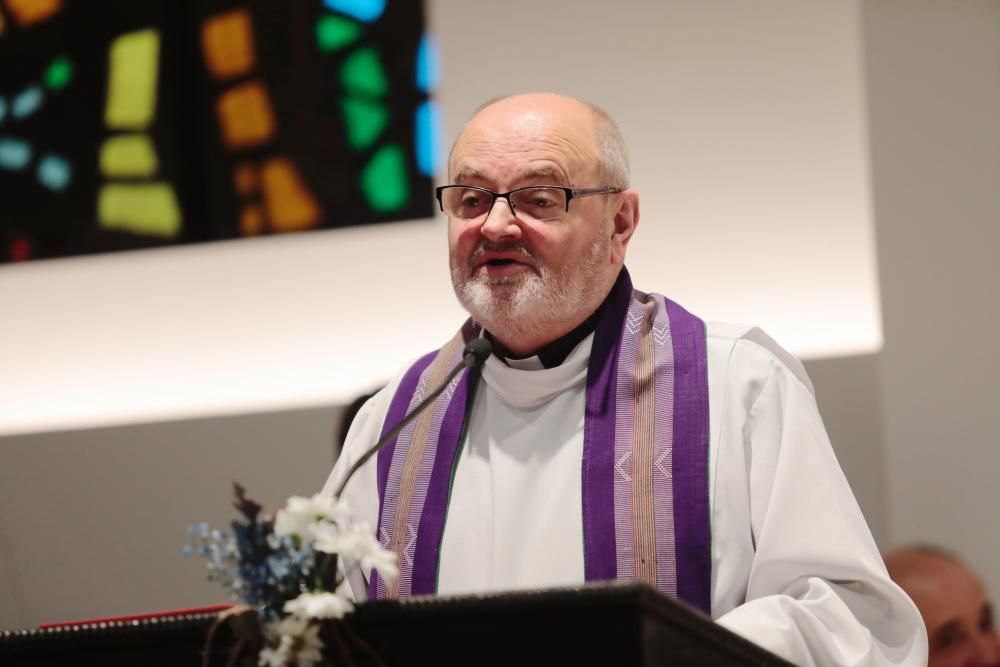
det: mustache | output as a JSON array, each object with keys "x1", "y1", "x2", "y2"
[{"x1": 469, "y1": 241, "x2": 536, "y2": 264}]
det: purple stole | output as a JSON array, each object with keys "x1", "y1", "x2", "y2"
[{"x1": 369, "y1": 270, "x2": 711, "y2": 613}]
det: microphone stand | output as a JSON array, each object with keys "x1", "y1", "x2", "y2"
[{"x1": 333, "y1": 338, "x2": 492, "y2": 499}]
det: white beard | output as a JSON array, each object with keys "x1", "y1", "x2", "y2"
[{"x1": 450, "y1": 229, "x2": 609, "y2": 347}]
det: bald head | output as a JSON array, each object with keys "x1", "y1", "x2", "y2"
[
  {"x1": 885, "y1": 547, "x2": 999, "y2": 667},
  {"x1": 450, "y1": 93, "x2": 629, "y2": 190}
]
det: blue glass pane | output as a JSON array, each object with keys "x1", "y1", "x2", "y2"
[
  {"x1": 322, "y1": 0, "x2": 386, "y2": 23},
  {"x1": 415, "y1": 99, "x2": 439, "y2": 177},
  {"x1": 12, "y1": 86, "x2": 45, "y2": 120},
  {"x1": 38, "y1": 154, "x2": 72, "y2": 191},
  {"x1": 0, "y1": 137, "x2": 32, "y2": 171},
  {"x1": 416, "y1": 34, "x2": 439, "y2": 92}
]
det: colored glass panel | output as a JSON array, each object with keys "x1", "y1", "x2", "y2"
[
  {"x1": 415, "y1": 34, "x2": 438, "y2": 92},
  {"x1": 0, "y1": 97, "x2": 6, "y2": 125},
  {"x1": 316, "y1": 14, "x2": 361, "y2": 53},
  {"x1": 12, "y1": 85, "x2": 43, "y2": 119},
  {"x1": 340, "y1": 47, "x2": 387, "y2": 98},
  {"x1": 232, "y1": 162, "x2": 258, "y2": 196},
  {"x1": 44, "y1": 56, "x2": 73, "y2": 90},
  {"x1": 99, "y1": 134, "x2": 158, "y2": 177},
  {"x1": 0, "y1": 10, "x2": 6, "y2": 36},
  {"x1": 202, "y1": 9, "x2": 256, "y2": 81},
  {"x1": 322, "y1": 0, "x2": 385, "y2": 23},
  {"x1": 361, "y1": 143, "x2": 407, "y2": 212},
  {"x1": 105, "y1": 29, "x2": 160, "y2": 130},
  {"x1": 98, "y1": 183, "x2": 181, "y2": 238},
  {"x1": 415, "y1": 99, "x2": 437, "y2": 177},
  {"x1": 239, "y1": 203, "x2": 263, "y2": 236},
  {"x1": 342, "y1": 97, "x2": 388, "y2": 150},
  {"x1": 37, "y1": 153, "x2": 70, "y2": 190},
  {"x1": 5, "y1": 0, "x2": 61, "y2": 27},
  {"x1": 0, "y1": 136, "x2": 31, "y2": 170},
  {"x1": 216, "y1": 81, "x2": 276, "y2": 148},
  {"x1": 10, "y1": 237, "x2": 30, "y2": 262},
  {"x1": 260, "y1": 157, "x2": 320, "y2": 232}
]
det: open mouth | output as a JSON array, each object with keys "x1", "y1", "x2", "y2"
[{"x1": 486, "y1": 258, "x2": 518, "y2": 267}]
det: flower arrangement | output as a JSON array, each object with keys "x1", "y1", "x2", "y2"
[{"x1": 186, "y1": 484, "x2": 397, "y2": 666}]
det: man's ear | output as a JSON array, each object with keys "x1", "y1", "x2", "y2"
[{"x1": 609, "y1": 189, "x2": 639, "y2": 264}]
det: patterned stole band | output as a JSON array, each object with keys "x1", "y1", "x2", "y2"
[{"x1": 370, "y1": 270, "x2": 711, "y2": 613}]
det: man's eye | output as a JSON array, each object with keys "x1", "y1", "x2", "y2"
[{"x1": 461, "y1": 196, "x2": 482, "y2": 207}]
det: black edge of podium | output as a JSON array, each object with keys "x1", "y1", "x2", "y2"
[{"x1": 0, "y1": 582, "x2": 794, "y2": 666}]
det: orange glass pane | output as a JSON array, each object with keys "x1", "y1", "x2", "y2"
[
  {"x1": 216, "y1": 81, "x2": 275, "y2": 149},
  {"x1": 5, "y1": 0, "x2": 62, "y2": 27},
  {"x1": 239, "y1": 204, "x2": 264, "y2": 236},
  {"x1": 201, "y1": 9, "x2": 256, "y2": 81},
  {"x1": 232, "y1": 162, "x2": 258, "y2": 196},
  {"x1": 261, "y1": 157, "x2": 320, "y2": 232}
]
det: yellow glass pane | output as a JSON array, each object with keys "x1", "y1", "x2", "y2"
[
  {"x1": 99, "y1": 134, "x2": 158, "y2": 178},
  {"x1": 5, "y1": 0, "x2": 61, "y2": 27},
  {"x1": 105, "y1": 29, "x2": 160, "y2": 130},
  {"x1": 240, "y1": 204, "x2": 264, "y2": 236},
  {"x1": 98, "y1": 183, "x2": 181, "y2": 238},
  {"x1": 261, "y1": 157, "x2": 320, "y2": 232},
  {"x1": 201, "y1": 9, "x2": 256, "y2": 81},
  {"x1": 232, "y1": 161, "x2": 258, "y2": 196},
  {"x1": 216, "y1": 81, "x2": 275, "y2": 149}
]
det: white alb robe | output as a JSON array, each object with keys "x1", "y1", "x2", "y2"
[{"x1": 323, "y1": 323, "x2": 927, "y2": 666}]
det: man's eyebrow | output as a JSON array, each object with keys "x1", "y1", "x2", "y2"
[
  {"x1": 517, "y1": 166, "x2": 565, "y2": 184},
  {"x1": 930, "y1": 620, "x2": 962, "y2": 645},
  {"x1": 453, "y1": 167, "x2": 481, "y2": 183}
]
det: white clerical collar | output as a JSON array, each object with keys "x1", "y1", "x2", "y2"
[{"x1": 482, "y1": 333, "x2": 594, "y2": 409}]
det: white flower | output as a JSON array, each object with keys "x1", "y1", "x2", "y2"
[
  {"x1": 310, "y1": 520, "x2": 399, "y2": 581},
  {"x1": 310, "y1": 520, "x2": 370, "y2": 557},
  {"x1": 292, "y1": 624, "x2": 324, "y2": 667},
  {"x1": 258, "y1": 633, "x2": 293, "y2": 667},
  {"x1": 259, "y1": 617, "x2": 325, "y2": 667},
  {"x1": 362, "y1": 546, "x2": 399, "y2": 581},
  {"x1": 267, "y1": 615, "x2": 307, "y2": 639},
  {"x1": 284, "y1": 591, "x2": 354, "y2": 620},
  {"x1": 273, "y1": 494, "x2": 348, "y2": 539}
]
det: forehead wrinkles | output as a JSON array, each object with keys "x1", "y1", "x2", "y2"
[{"x1": 451, "y1": 114, "x2": 600, "y2": 184}]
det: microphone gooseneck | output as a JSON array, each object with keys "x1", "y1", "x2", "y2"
[{"x1": 333, "y1": 338, "x2": 493, "y2": 499}]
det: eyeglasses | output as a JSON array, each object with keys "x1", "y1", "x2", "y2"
[{"x1": 435, "y1": 185, "x2": 620, "y2": 222}]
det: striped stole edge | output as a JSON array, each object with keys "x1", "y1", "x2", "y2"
[
  {"x1": 585, "y1": 271, "x2": 711, "y2": 613},
  {"x1": 370, "y1": 328, "x2": 470, "y2": 599},
  {"x1": 665, "y1": 297, "x2": 711, "y2": 613}
]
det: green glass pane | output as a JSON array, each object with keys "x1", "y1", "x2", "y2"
[
  {"x1": 361, "y1": 144, "x2": 408, "y2": 212},
  {"x1": 44, "y1": 57, "x2": 74, "y2": 91},
  {"x1": 316, "y1": 15, "x2": 361, "y2": 52},
  {"x1": 342, "y1": 97, "x2": 389, "y2": 150},
  {"x1": 340, "y1": 47, "x2": 387, "y2": 98}
]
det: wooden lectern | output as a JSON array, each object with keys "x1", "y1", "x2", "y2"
[{"x1": 0, "y1": 582, "x2": 794, "y2": 665}]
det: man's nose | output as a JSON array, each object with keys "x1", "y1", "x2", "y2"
[
  {"x1": 479, "y1": 197, "x2": 521, "y2": 242},
  {"x1": 970, "y1": 632, "x2": 1000, "y2": 666}
]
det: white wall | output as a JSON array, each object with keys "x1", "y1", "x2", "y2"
[
  {"x1": 0, "y1": 0, "x2": 882, "y2": 437},
  {"x1": 862, "y1": 0, "x2": 1000, "y2": 594}
]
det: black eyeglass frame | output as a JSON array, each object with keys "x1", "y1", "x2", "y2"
[{"x1": 435, "y1": 184, "x2": 621, "y2": 218}]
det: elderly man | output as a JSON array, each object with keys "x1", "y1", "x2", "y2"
[
  {"x1": 886, "y1": 547, "x2": 999, "y2": 667},
  {"x1": 324, "y1": 93, "x2": 926, "y2": 665}
]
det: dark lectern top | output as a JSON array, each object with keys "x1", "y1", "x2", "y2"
[{"x1": 1, "y1": 582, "x2": 794, "y2": 666}]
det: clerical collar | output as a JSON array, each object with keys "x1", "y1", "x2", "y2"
[{"x1": 487, "y1": 280, "x2": 616, "y2": 369}]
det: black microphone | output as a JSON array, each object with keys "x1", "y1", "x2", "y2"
[{"x1": 333, "y1": 337, "x2": 493, "y2": 499}]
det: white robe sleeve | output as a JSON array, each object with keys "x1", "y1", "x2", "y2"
[
  {"x1": 322, "y1": 378, "x2": 405, "y2": 603},
  {"x1": 712, "y1": 334, "x2": 927, "y2": 666}
]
